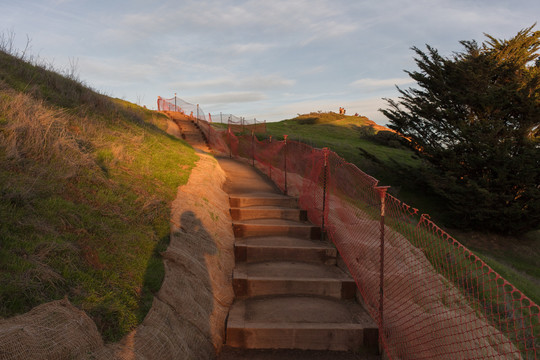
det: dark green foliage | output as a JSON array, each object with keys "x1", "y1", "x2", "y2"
[
  {"x1": 381, "y1": 25, "x2": 540, "y2": 234},
  {"x1": 369, "y1": 130, "x2": 404, "y2": 148},
  {"x1": 357, "y1": 125, "x2": 376, "y2": 138}
]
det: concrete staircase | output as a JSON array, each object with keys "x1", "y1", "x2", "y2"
[{"x1": 224, "y1": 192, "x2": 379, "y2": 353}]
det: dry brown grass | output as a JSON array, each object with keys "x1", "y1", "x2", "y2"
[{"x1": 0, "y1": 91, "x2": 95, "y2": 176}]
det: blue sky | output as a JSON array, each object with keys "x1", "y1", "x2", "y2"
[{"x1": 1, "y1": 0, "x2": 539, "y2": 125}]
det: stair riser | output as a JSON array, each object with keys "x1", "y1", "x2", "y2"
[
  {"x1": 230, "y1": 197, "x2": 298, "y2": 208},
  {"x1": 233, "y1": 278, "x2": 356, "y2": 299},
  {"x1": 233, "y1": 224, "x2": 320, "y2": 239},
  {"x1": 226, "y1": 326, "x2": 376, "y2": 351},
  {"x1": 235, "y1": 245, "x2": 336, "y2": 265},
  {"x1": 230, "y1": 208, "x2": 307, "y2": 221}
]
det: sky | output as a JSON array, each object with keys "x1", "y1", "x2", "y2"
[{"x1": 1, "y1": 0, "x2": 539, "y2": 126}]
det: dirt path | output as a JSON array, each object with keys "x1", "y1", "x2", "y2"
[{"x1": 216, "y1": 157, "x2": 280, "y2": 194}]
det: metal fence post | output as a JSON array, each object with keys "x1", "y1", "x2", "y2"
[
  {"x1": 228, "y1": 126, "x2": 232, "y2": 159},
  {"x1": 283, "y1": 135, "x2": 288, "y2": 195},
  {"x1": 374, "y1": 185, "x2": 390, "y2": 341},
  {"x1": 268, "y1": 135, "x2": 273, "y2": 181},
  {"x1": 251, "y1": 130, "x2": 255, "y2": 167},
  {"x1": 321, "y1": 148, "x2": 329, "y2": 240}
]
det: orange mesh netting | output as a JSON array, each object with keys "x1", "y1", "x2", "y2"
[
  {"x1": 227, "y1": 115, "x2": 266, "y2": 134},
  {"x1": 198, "y1": 120, "x2": 539, "y2": 359},
  {"x1": 157, "y1": 96, "x2": 207, "y2": 121}
]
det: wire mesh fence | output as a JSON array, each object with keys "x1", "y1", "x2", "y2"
[
  {"x1": 158, "y1": 96, "x2": 266, "y2": 132},
  {"x1": 195, "y1": 115, "x2": 539, "y2": 360}
]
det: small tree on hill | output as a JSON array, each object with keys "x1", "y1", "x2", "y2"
[{"x1": 381, "y1": 25, "x2": 540, "y2": 234}]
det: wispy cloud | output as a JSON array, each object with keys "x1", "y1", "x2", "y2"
[
  {"x1": 350, "y1": 78, "x2": 414, "y2": 90},
  {"x1": 193, "y1": 91, "x2": 266, "y2": 105},
  {"x1": 171, "y1": 74, "x2": 295, "y2": 91},
  {"x1": 230, "y1": 42, "x2": 277, "y2": 54}
]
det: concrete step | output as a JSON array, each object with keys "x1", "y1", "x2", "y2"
[
  {"x1": 226, "y1": 296, "x2": 378, "y2": 351},
  {"x1": 233, "y1": 219, "x2": 320, "y2": 239},
  {"x1": 235, "y1": 236, "x2": 337, "y2": 264},
  {"x1": 230, "y1": 194, "x2": 298, "y2": 209},
  {"x1": 218, "y1": 347, "x2": 381, "y2": 360},
  {"x1": 233, "y1": 262, "x2": 356, "y2": 299},
  {"x1": 230, "y1": 206, "x2": 307, "y2": 221}
]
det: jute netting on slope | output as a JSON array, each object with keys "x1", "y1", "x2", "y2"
[
  {"x1": 202, "y1": 126, "x2": 539, "y2": 360},
  {"x1": 0, "y1": 299, "x2": 103, "y2": 360}
]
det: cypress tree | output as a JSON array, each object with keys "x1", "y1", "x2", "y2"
[{"x1": 381, "y1": 25, "x2": 540, "y2": 234}]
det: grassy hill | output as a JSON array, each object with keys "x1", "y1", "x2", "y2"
[
  {"x1": 0, "y1": 49, "x2": 197, "y2": 341},
  {"x1": 264, "y1": 112, "x2": 539, "y2": 305},
  {"x1": 264, "y1": 112, "x2": 445, "y2": 217}
]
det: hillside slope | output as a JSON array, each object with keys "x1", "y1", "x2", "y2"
[
  {"x1": 264, "y1": 111, "x2": 539, "y2": 305},
  {"x1": 265, "y1": 112, "x2": 428, "y2": 208},
  {"x1": 0, "y1": 49, "x2": 198, "y2": 341}
]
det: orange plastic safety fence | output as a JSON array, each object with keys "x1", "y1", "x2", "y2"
[
  {"x1": 158, "y1": 96, "x2": 207, "y2": 120},
  {"x1": 187, "y1": 117, "x2": 539, "y2": 359},
  {"x1": 252, "y1": 136, "x2": 287, "y2": 193},
  {"x1": 227, "y1": 117, "x2": 267, "y2": 134},
  {"x1": 228, "y1": 123, "x2": 267, "y2": 134}
]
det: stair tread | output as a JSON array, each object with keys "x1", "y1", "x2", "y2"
[
  {"x1": 231, "y1": 205, "x2": 302, "y2": 210},
  {"x1": 230, "y1": 193, "x2": 293, "y2": 199},
  {"x1": 234, "y1": 219, "x2": 314, "y2": 226},
  {"x1": 228, "y1": 296, "x2": 375, "y2": 327},
  {"x1": 235, "y1": 261, "x2": 352, "y2": 280},
  {"x1": 236, "y1": 236, "x2": 334, "y2": 249},
  {"x1": 218, "y1": 347, "x2": 380, "y2": 360}
]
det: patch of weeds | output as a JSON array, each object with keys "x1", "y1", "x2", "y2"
[
  {"x1": 209, "y1": 211, "x2": 219, "y2": 222},
  {"x1": 95, "y1": 149, "x2": 114, "y2": 175}
]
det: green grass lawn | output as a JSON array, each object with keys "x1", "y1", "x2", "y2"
[{"x1": 263, "y1": 113, "x2": 450, "y2": 217}]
